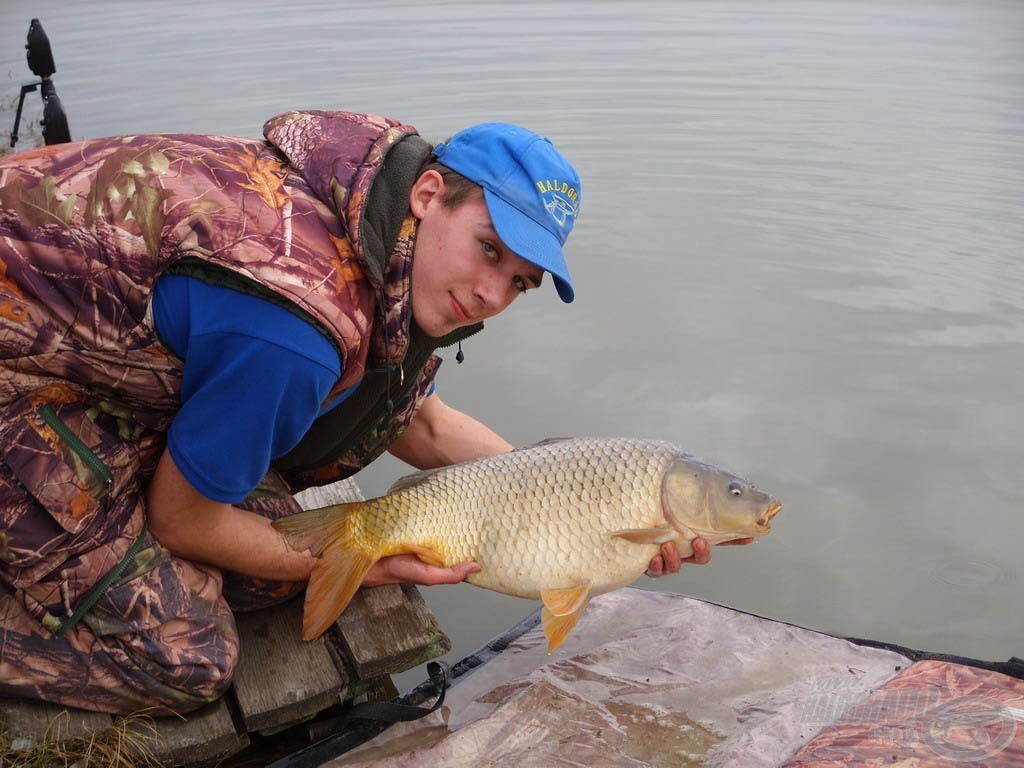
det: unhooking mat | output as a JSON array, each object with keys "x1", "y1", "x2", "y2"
[{"x1": 321, "y1": 589, "x2": 1019, "y2": 766}]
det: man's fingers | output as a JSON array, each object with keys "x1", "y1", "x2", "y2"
[
  {"x1": 363, "y1": 555, "x2": 480, "y2": 587},
  {"x1": 645, "y1": 555, "x2": 665, "y2": 579},
  {"x1": 660, "y1": 542, "x2": 682, "y2": 573},
  {"x1": 445, "y1": 561, "x2": 482, "y2": 582},
  {"x1": 400, "y1": 558, "x2": 480, "y2": 585},
  {"x1": 684, "y1": 537, "x2": 711, "y2": 565}
]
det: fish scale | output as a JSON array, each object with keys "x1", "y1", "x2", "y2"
[{"x1": 274, "y1": 436, "x2": 781, "y2": 649}]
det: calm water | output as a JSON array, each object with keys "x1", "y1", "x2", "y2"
[{"x1": 2, "y1": 1, "x2": 1021, "y2": 684}]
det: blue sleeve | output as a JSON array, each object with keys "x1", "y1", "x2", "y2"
[{"x1": 153, "y1": 275, "x2": 345, "y2": 503}]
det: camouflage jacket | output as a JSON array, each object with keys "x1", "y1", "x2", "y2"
[{"x1": 0, "y1": 110, "x2": 480, "y2": 492}]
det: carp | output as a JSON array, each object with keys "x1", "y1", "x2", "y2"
[{"x1": 273, "y1": 437, "x2": 781, "y2": 651}]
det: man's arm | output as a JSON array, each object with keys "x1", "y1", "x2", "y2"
[
  {"x1": 146, "y1": 447, "x2": 478, "y2": 586},
  {"x1": 146, "y1": 448, "x2": 314, "y2": 581},
  {"x1": 387, "y1": 392, "x2": 513, "y2": 469}
]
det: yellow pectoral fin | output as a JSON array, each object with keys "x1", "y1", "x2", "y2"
[
  {"x1": 400, "y1": 542, "x2": 447, "y2": 568},
  {"x1": 541, "y1": 596, "x2": 591, "y2": 653},
  {"x1": 610, "y1": 526, "x2": 676, "y2": 545}
]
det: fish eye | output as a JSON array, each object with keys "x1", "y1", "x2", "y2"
[{"x1": 728, "y1": 481, "x2": 743, "y2": 497}]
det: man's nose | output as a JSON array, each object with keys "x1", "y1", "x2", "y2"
[{"x1": 474, "y1": 273, "x2": 515, "y2": 313}]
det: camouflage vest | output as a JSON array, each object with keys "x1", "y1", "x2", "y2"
[{"x1": 0, "y1": 111, "x2": 481, "y2": 493}]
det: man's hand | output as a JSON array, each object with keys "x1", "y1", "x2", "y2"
[
  {"x1": 645, "y1": 537, "x2": 755, "y2": 578},
  {"x1": 362, "y1": 554, "x2": 480, "y2": 588}
]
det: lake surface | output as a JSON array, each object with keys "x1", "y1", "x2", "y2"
[{"x1": 2, "y1": 0, "x2": 1021, "y2": 686}]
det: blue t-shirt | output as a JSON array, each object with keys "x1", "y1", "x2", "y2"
[{"x1": 152, "y1": 275, "x2": 349, "y2": 503}]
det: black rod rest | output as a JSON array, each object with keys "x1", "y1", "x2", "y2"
[{"x1": 10, "y1": 18, "x2": 71, "y2": 148}]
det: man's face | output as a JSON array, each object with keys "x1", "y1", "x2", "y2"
[{"x1": 410, "y1": 171, "x2": 544, "y2": 338}]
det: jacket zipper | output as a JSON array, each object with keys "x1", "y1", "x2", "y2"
[
  {"x1": 53, "y1": 522, "x2": 149, "y2": 637},
  {"x1": 37, "y1": 404, "x2": 113, "y2": 493}
]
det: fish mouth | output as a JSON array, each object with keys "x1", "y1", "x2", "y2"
[{"x1": 757, "y1": 501, "x2": 783, "y2": 528}]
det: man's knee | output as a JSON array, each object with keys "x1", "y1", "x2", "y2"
[
  {"x1": 107, "y1": 611, "x2": 241, "y2": 715},
  {"x1": 154, "y1": 624, "x2": 241, "y2": 713}
]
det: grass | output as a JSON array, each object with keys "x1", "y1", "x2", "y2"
[{"x1": 0, "y1": 711, "x2": 161, "y2": 768}]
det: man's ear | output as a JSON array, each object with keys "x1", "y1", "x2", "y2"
[{"x1": 409, "y1": 169, "x2": 445, "y2": 218}]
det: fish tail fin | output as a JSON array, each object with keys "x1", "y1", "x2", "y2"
[
  {"x1": 272, "y1": 501, "x2": 364, "y2": 555},
  {"x1": 273, "y1": 502, "x2": 380, "y2": 641},
  {"x1": 303, "y1": 534, "x2": 377, "y2": 641}
]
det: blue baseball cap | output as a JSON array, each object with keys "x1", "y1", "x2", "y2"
[{"x1": 432, "y1": 123, "x2": 581, "y2": 303}]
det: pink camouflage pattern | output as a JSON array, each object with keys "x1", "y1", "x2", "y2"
[{"x1": 0, "y1": 111, "x2": 436, "y2": 713}]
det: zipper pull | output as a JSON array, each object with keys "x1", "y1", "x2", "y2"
[
  {"x1": 385, "y1": 364, "x2": 402, "y2": 413},
  {"x1": 456, "y1": 341, "x2": 465, "y2": 364}
]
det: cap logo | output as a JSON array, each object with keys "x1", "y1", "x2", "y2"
[{"x1": 535, "y1": 179, "x2": 580, "y2": 230}]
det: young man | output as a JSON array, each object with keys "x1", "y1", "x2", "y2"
[{"x1": 0, "y1": 111, "x2": 698, "y2": 714}]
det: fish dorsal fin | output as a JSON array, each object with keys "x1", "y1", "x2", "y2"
[
  {"x1": 386, "y1": 466, "x2": 446, "y2": 494},
  {"x1": 387, "y1": 437, "x2": 573, "y2": 493},
  {"x1": 523, "y1": 437, "x2": 572, "y2": 449},
  {"x1": 385, "y1": 438, "x2": 577, "y2": 493},
  {"x1": 540, "y1": 582, "x2": 592, "y2": 652},
  {"x1": 610, "y1": 526, "x2": 676, "y2": 545}
]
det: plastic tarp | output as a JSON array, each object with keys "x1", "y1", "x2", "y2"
[{"x1": 329, "y1": 589, "x2": 920, "y2": 767}]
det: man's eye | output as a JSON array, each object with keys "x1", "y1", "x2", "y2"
[{"x1": 482, "y1": 242, "x2": 499, "y2": 260}]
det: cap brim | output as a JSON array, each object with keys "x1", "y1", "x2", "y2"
[{"x1": 483, "y1": 188, "x2": 575, "y2": 303}]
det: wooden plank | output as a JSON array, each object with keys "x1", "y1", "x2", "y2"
[
  {"x1": 0, "y1": 697, "x2": 111, "y2": 750},
  {"x1": 232, "y1": 597, "x2": 347, "y2": 733},
  {"x1": 144, "y1": 697, "x2": 247, "y2": 768},
  {"x1": 0, "y1": 688, "x2": 243, "y2": 767},
  {"x1": 333, "y1": 584, "x2": 451, "y2": 680}
]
